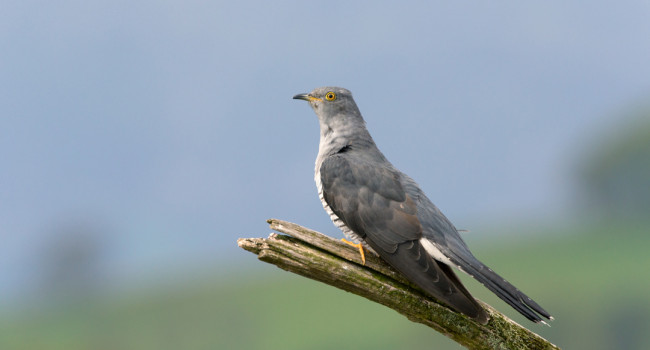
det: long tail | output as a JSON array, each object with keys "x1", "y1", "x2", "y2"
[
  {"x1": 371, "y1": 239, "x2": 490, "y2": 324},
  {"x1": 450, "y1": 253, "x2": 553, "y2": 323}
]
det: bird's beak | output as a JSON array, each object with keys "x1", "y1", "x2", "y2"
[{"x1": 293, "y1": 93, "x2": 322, "y2": 102}]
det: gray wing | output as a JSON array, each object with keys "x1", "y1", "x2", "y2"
[
  {"x1": 413, "y1": 186, "x2": 553, "y2": 323},
  {"x1": 320, "y1": 153, "x2": 488, "y2": 323}
]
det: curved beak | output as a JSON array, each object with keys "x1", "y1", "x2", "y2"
[{"x1": 293, "y1": 93, "x2": 322, "y2": 102}]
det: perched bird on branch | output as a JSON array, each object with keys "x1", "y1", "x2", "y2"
[{"x1": 293, "y1": 87, "x2": 552, "y2": 324}]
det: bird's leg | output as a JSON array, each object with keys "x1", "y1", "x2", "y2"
[{"x1": 341, "y1": 238, "x2": 366, "y2": 265}]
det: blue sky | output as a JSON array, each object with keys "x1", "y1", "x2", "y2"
[{"x1": 1, "y1": 1, "x2": 649, "y2": 306}]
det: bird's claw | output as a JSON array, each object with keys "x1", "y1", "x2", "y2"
[{"x1": 341, "y1": 238, "x2": 366, "y2": 265}]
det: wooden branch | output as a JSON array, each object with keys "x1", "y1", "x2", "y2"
[{"x1": 237, "y1": 219, "x2": 559, "y2": 350}]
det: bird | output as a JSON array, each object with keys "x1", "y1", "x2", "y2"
[{"x1": 293, "y1": 86, "x2": 553, "y2": 324}]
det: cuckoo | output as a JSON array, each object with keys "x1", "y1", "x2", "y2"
[{"x1": 293, "y1": 86, "x2": 552, "y2": 324}]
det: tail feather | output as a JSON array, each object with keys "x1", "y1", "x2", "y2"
[
  {"x1": 451, "y1": 254, "x2": 552, "y2": 323},
  {"x1": 370, "y1": 238, "x2": 490, "y2": 324}
]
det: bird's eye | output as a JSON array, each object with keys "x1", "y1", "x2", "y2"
[{"x1": 325, "y1": 92, "x2": 337, "y2": 101}]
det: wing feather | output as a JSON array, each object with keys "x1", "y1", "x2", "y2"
[{"x1": 320, "y1": 153, "x2": 488, "y2": 323}]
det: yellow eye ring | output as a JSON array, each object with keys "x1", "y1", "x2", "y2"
[{"x1": 325, "y1": 91, "x2": 337, "y2": 101}]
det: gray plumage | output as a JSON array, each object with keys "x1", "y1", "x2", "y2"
[{"x1": 293, "y1": 87, "x2": 552, "y2": 324}]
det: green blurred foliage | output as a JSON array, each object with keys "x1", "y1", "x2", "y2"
[
  {"x1": 579, "y1": 106, "x2": 650, "y2": 220},
  {"x1": 2, "y1": 223, "x2": 649, "y2": 350}
]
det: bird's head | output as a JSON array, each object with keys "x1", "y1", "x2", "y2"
[{"x1": 293, "y1": 87, "x2": 364, "y2": 131}]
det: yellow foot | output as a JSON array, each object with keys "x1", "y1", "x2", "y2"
[{"x1": 341, "y1": 238, "x2": 366, "y2": 265}]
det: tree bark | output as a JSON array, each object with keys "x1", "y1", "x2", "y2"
[{"x1": 237, "y1": 219, "x2": 560, "y2": 350}]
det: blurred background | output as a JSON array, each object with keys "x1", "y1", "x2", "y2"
[{"x1": 1, "y1": 1, "x2": 649, "y2": 349}]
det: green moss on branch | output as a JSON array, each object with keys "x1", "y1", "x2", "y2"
[{"x1": 237, "y1": 219, "x2": 559, "y2": 350}]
